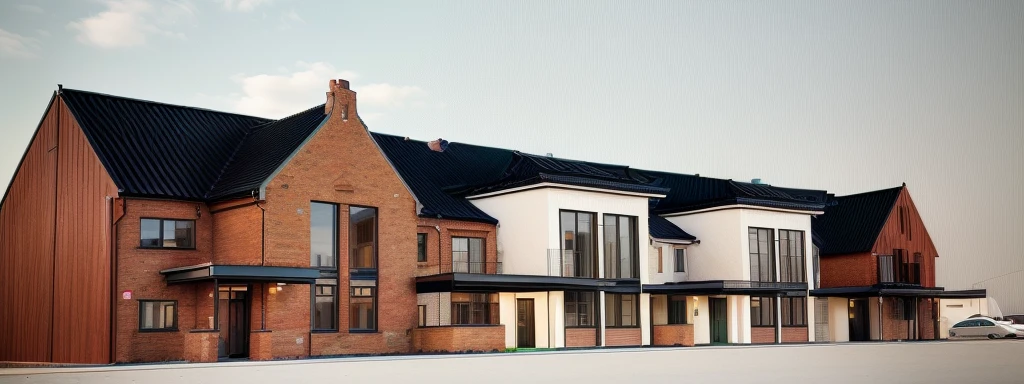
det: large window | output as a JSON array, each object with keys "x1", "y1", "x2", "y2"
[
  {"x1": 140, "y1": 219, "x2": 195, "y2": 249},
  {"x1": 748, "y1": 228, "x2": 775, "y2": 282},
  {"x1": 417, "y1": 233, "x2": 427, "y2": 262},
  {"x1": 605, "y1": 293, "x2": 639, "y2": 327},
  {"x1": 779, "y1": 230, "x2": 805, "y2": 283},
  {"x1": 350, "y1": 206, "x2": 377, "y2": 270},
  {"x1": 350, "y1": 286, "x2": 376, "y2": 331},
  {"x1": 310, "y1": 202, "x2": 337, "y2": 268},
  {"x1": 781, "y1": 297, "x2": 806, "y2": 326},
  {"x1": 565, "y1": 291, "x2": 595, "y2": 327},
  {"x1": 139, "y1": 300, "x2": 177, "y2": 331},
  {"x1": 674, "y1": 249, "x2": 686, "y2": 273},
  {"x1": 313, "y1": 284, "x2": 337, "y2": 331},
  {"x1": 560, "y1": 211, "x2": 597, "y2": 278},
  {"x1": 668, "y1": 295, "x2": 688, "y2": 324},
  {"x1": 451, "y1": 293, "x2": 499, "y2": 325},
  {"x1": 603, "y1": 214, "x2": 639, "y2": 279},
  {"x1": 452, "y1": 237, "x2": 485, "y2": 273},
  {"x1": 751, "y1": 296, "x2": 775, "y2": 327}
]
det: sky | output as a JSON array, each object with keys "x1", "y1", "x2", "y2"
[{"x1": 0, "y1": 0, "x2": 1022, "y2": 311}]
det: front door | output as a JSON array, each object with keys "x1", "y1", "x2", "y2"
[
  {"x1": 849, "y1": 298, "x2": 870, "y2": 341},
  {"x1": 218, "y1": 286, "x2": 250, "y2": 358},
  {"x1": 517, "y1": 299, "x2": 535, "y2": 348},
  {"x1": 709, "y1": 298, "x2": 728, "y2": 344}
]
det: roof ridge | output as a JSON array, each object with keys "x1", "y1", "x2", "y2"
[
  {"x1": 61, "y1": 88, "x2": 274, "y2": 122},
  {"x1": 836, "y1": 185, "x2": 904, "y2": 199}
]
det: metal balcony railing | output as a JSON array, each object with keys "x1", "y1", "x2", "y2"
[
  {"x1": 722, "y1": 280, "x2": 807, "y2": 290},
  {"x1": 440, "y1": 261, "x2": 503, "y2": 274}
]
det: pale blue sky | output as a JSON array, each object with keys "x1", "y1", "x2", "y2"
[{"x1": 1, "y1": 1, "x2": 1022, "y2": 310}]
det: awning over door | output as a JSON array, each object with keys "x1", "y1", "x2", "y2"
[
  {"x1": 810, "y1": 283, "x2": 986, "y2": 299},
  {"x1": 160, "y1": 263, "x2": 321, "y2": 284}
]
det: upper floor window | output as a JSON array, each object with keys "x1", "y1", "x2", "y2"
[
  {"x1": 417, "y1": 233, "x2": 427, "y2": 262},
  {"x1": 668, "y1": 295, "x2": 688, "y2": 324},
  {"x1": 748, "y1": 228, "x2": 776, "y2": 282},
  {"x1": 350, "y1": 206, "x2": 377, "y2": 270},
  {"x1": 140, "y1": 219, "x2": 195, "y2": 249},
  {"x1": 560, "y1": 210, "x2": 597, "y2": 278},
  {"x1": 310, "y1": 202, "x2": 337, "y2": 268},
  {"x1": 605, "y1": 293, "x2": 639, "y2": 327},
  {"x1": 812, "y1": 245, "x2": 821, "y2": 289},
  {"x1": 674, "y1": 248, "x2": 686, "y2": 273},
  {"x1": 778, "y1": 230, "x2": 805, "y2": 283},
  {"x1": 565, "y1": 291, "x2": 595, "y2": 327},
  {"x1": 138, "y1": 300, "x2": 177, "y2": 331},
  {"x1": 452, "y1": 237, "x2": 485, "y2": 273},
  {"x1": 604, "y1": 214, "x2": 639, "y2": 279}
]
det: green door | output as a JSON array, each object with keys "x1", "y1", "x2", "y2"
[{"x1": 710, "y1": 298, "x2": 728, "y2": 344}]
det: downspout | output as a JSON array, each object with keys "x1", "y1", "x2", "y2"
[
  {"x1": 108, "y1": 196, "x2": 125, "y2": 363},
  {"x1": 878, "y1": 296, "x2": 883, "y2": 341},
  {"x1": 252, "y1": 190, "x2": 267, "y2": 330}
]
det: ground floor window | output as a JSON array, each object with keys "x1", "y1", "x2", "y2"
[
  {"x1": 781, "y1": 297, "x2": 807, "y2": 326},
  {"x1": 605, "y1": 293, "x2": 639, "y2": 327},
  {"x1": 668, "y1": 295, "x2": 688, "y2": 324},
  {"x1": 418, "y1": 305, "x2": 427, "y2": 327},
  {"x1": 451, "y1": 293, "x2": 499, "y2": 325},
  {"x1": 139, "y1": 300, "x2": 177, "y2": 331},
  {"x1": 313, "y1": 284, "x2": 337, "y2": 331},
  {"x1": 751, "y1": 296, "x2": 775, "y2": 327},
  {"x1": 350, "y1": 286, "x2": 377, "y2": 331},
  {"x1": 565, "y1": 291, "x2": 596, "y2": 327}
]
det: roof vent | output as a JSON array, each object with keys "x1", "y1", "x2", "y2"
[
  {"x1": 751, "y1": 178, "x2": 764, "y2": 185},
  {"x1": 545, "y1": 153, "x2": 553, "y2": 158},
  {"x1": 427, "y1": 138, "x2": 449, "y2": 152}
]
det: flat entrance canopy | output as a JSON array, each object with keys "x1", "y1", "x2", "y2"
[
  {"x1": 160, "y1": 263, "x2": 321, "y2": 284},
  {"x1": 810, "y1": 283, "x2": 986, "y2": 299},
  {"x1": 416, "y1": 273, "x2": 641, "y2": 293},
  {"x1": 643, "y1": 280, "x2": 808, "y2": 296}
]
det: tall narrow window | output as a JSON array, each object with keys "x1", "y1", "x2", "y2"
[
  {"x1": 605, "y1": 293, "x2": 639, "y2": 327},
  {"x1": 668, "y1": 295, "x2": 688, "y2": 324},
  {"x1": 750, "y1": 296, "x2": 775, "y2": 327},
  {"x1": 899, "y1": 206, "x2": 905, "y2": 234},
  {"x1": 350, "y1": 206, "x2": 377, "y2": 270},
  {"x1": 878, "y1": 254, "x2": 895, "y2": 283},
  {"x1": 778, "y1": 230, "x2": 806, "y2": 283},
  {"x1": 140, "y1": 219, "x2": 195, "y2": 249},
  {"x1": 560, "y1": 211, "x2": 597, "y2": 278},
  {"x1": 417, "y1": 233, "x2": 427, "y2": 262},
  {"x1": 748, "y1": 228, "x2": 775, "y2": 282},
  {"x1": 565, "y1": 291, "x2": 595, "y2": 327},
  {"x1": 452, "y1": 237, "x2": 485, "y2": 273},
  {"x1": 781, "y1": 297, "x2": 807, "y2": 326},
  {"x1": 418, "y1": 305, "x2": 426, "y2": 327},
  {"x1": 604, "y1": 214, "x2": 639, "y2": 279},
  {"x1": 313, "y1": 284, "x2": 337, "y2": 331},
  {"x1": 350, "y1": 285, "x2": 376, "y2": 331},
  {"x1": 674, "y1": 248, "x2": 686, "y2": 273},
  {"x1": 812, "y1": 245, "x2": 821, "y2": 289},
  {"x1": 310, "y1": 202, "x2": 337, "y2": 268}
]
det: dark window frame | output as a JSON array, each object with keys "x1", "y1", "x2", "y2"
[
  {"x1": 559, "y1": 210, "x2": 599, "y2": 278},
  {"x1": 605, "y1": 293, "x2": 640, "y2": 328},
  {"x1": 668, "y1": 295, "x2": 688, "y2": 325},
  {"x1": 450, "y1": 292, "x2": 500, "y2": 325},
  {"x1": 138, "y1": 300, "x2": 178, "y2": 332},
  {"x1": 674, "y1": 248, "x2": 686, "y2": 273},
  {"x1": 781, "y1": 297, "x2": 807, "y2": 327},
  {"x1": 349, "y1": 286, "x2": 377, "y2": 332},
  {"x1": 750, "y1": 296, "x2": 776, "y2": 327},
  {"x1": 778, "y1": 229, "x2": 806, "y2": 283},
  {"x1": 417, "y1": 233, "x2": 427, "y2": 263},
  {"x1": 139, "y1": 218, "x2": 196, "y2": 250},
  {"x1": 452, "y1": 236, "x2": 486, "y2": 273},
  {"x1": 564, "y1": 291, "x2": 596, "y2": 328},
  {"x1": 603, "y1": 214, "x2": 640, "y2": 279},
  {"x1": 748, "y1": 227, "x2": 776, "y2": 282},
  {"x1": 312, "y1": 283, "x2": 338, "y2": 332},
  {"x1": 349, "y1": 205, "x2": 379, "y2": 271},
  {"x1": 310, "y1": 201, "x2": 339, "y2": 270}
]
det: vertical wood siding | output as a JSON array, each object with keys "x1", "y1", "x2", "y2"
[{"x1": 872, "y1": 188, "x2": 939, "y2": 287}]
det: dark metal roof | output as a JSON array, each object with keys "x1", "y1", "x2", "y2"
[
  {"x1": 812, "y1": 186, "x2": 902, "y2": 256},
  {"x1": 810, "y1": 283, "x2": 986, "y2": 298},
  {"x1": 649, "y1": 214, "x2": 697, "y2": 242},
  {"x1": 60, "y1": 89, "x2": 271, "y2": 201},
  {"x1": 206, "y1": 105, "x2": 328, "y2": 201},
  {"x1": 416, "y1": 273, "x2": 641, "y2": 293},
  {"x1": 460, "y1": 152, "x2": 667, "y2": 196},
  {"x1": 643, "y1": 280, "x2": 808, "y2": 296},
  {"x1": 160, "y1": 263, "x2": 321, "y2": 284},
  {"x1": 639, "y1": 170, "x2": 831, "y2": 214}
]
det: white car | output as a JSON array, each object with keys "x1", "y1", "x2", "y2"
[{"x1": 949, "y1": 316, "x2": 1024, "y2": 339}]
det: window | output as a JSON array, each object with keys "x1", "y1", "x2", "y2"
[
  {"x1": 451, "y1": 293, "x2": 499, "y2": 325},
  {"x1": 313, "y1": 284, "x2": 337, "y2": 331},
  {"x1": 418, "y1": 305, "x2": 426, "y2": 327},
  {"x1": 674, "y1": 248, "x2": 686, "y2": 273},
  {"x1": 748, "y1": 228, "x2": 775, "y2": 282},
  {"x1": 657, "y1": 248, "x2": 663, "y2": 273},
  {"x1": 310, "y1": 202, "x2": 337, "y2": 268},
  {"x1": 560, "y1": 211, "x2": 597, "y2": 278},
  {"x1": 350, "y1": 206, "x2": 377, "y2": 270},
  {"x1": 878, "y1": 254, "x2": 895, "y2": 283},
  {"x1": 892, "y1": 249, "x2": 921, "y2": 284},
  {"x1": 417, "y1": 233, "x2": 427, "y2": 262},
  {"x1": 452, "y1": 237, "x2": 485, "y2": 273},
  {"x1": 812, "y1": 245, "x2": 821, "y2": 289},
  {"x1": 139, "y1": 300, "x2": 177, "y2": 331},
  {"x1": 605, "y1": 293, "x2": 639, "y2": 327},
  {"x1": 668, "y1": 295, "x2": 688, "y2": 324},
  {"x1": 893, "y1": 298, "x2": 916, "y2": 321},
  {"x1": 603, "y1": 214, "x2": 639, "y2": 279},
  {"x1": 140, "y1": 219, "x2": 195, "y2": 249},
  {"x1": 751, "y1": 296, "x2": 775, "y2": 327},
  {"x1": 565, "y1": 291, "x2": 595, "y2": 327},
  {"x1": 350, "y1": 286, "x2": 376, "y2": 331},
  {"x1": 779, "y1": 230, "x2": 805, "y2": 283},
  {"x1": 781, "y1": 297, "x2": 806, "y2": 326}
]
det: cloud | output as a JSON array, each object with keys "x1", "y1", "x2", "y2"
[
  {"x1": 36, "y1": 29, "x2": 50, "y2": 37},
  {"x1": 357, "y1": 83, "x2": 425, "y2": 108},
  {"x1": 278, "y1": 9, "x2": 304, "y2": 30},
  {"x1": 0, "y1": 28, "x2": 39, "y2": 58},
  {"x1": 17, "y1": 4, "x2": 44, "y2": 13},
  {"x1": 67, "y1": 0, "x2": 195, "y2": 49},
  {"x1": 219, "y1": 0, "x2": 271, "y2": 12}
]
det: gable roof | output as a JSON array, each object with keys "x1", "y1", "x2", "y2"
[
  {"x1": 812, "y1": 186, "x2": 903, "y2": 255},
  {"x1": 639, "y1": 170, "x2": 830, "y2": 214},
  {"x1": 649, "y1": 214, "x2": 697, "y2": 243}
]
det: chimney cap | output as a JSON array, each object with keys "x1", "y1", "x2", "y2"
[{"x1": 329, "y1": 79, "x2": 350, "y2": 90}]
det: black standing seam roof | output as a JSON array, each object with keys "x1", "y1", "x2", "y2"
[
  {"x1": 639, "y1": 170, "x2": 830, "y2": 214},
  {"x1": 649, "y1": 214, "x2": 697, "y2": 242},
  {"x1": 812, "y1": 186, "x2": 903, "y2": 256}
]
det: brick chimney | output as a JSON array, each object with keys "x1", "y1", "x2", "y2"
[{"x1": 326, "y1": 79, "x2": 355, "y2": 121}]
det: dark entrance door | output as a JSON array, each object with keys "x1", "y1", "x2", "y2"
[
  {"x1": 849, "y1": 298, "x2": 870, "y2": 341},
  {"x1": 517, "y1": 299, "x2": 535, "y2": 348},
  {"x1": 218, "y1": 286, "x2": 250, "y2": 358},
  {"x1": 709, "y1": 298, "x2": 728, "y2": 344}
]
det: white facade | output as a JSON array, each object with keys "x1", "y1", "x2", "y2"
[{"x1": 937, "y1": 298, "x2": 990, "y2": 339}]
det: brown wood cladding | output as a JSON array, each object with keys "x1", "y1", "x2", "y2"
[
  {"x1": 0, "y1": 96, "x2": 117, "y2": 363},
  {"x1": 871, "y1": 188, "x2": 939, "y2": 287}
]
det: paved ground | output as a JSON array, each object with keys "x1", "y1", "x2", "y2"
[{"x1": 2, "y1": 340, "x2": 1023, "y2": 384}]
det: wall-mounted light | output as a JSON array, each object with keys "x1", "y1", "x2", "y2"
[{"x1": 196, "y1": 205, "x2": 202, "y2": 219}]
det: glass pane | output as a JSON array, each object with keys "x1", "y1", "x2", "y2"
[
  {"x1": 452, "y1": 238, "x2": 468, "y2": 272},
  {"x1": 560, "y1": 211, "x2": 575, "y2": 252},
  {"x1": 350, "y1": 206, "x2": 377, "y2": 269},
  {"x1": 175, "y1": 220, "x2": 194, "y2": 248},
  {"x1": 577, "y1": 213, "x2": 593, "y2": 277},
  {"x1": 141, "y1": 219, "x2": 160, "y2": 247},
  {"x1": 162, "y1": 220, "x2": 177, "y2": 247},
  {"x1": 603, "y1": 216, "x2": 617, "y2": 278},
  {"x1": 469, "y1": 238, "x2": 484, "y2": 273},
  {"x1": 350, "y1": 288, "x2": 375, "y2": 330},
  {"x1": 619, "y1": 216, "x2": 633, "y2": 278},
  {"x1": 605, "y1": 294, "x2": 617, "y2": 327},
  {"x1": 417, "y1": 234, "x2": 426, "y2": 262},
  {"x1": 310, "y1": 202, "x2": 337, "y2": 268}
]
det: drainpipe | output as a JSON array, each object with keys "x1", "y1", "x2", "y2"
[
  {"x1": 108, "y1": 196, "x2": 125, "y2": 363},
  {"x1": 775, "y1": 293, "x2": 782, "y2": 344},
  {"x1": 878, "y1": 296, "x2": 883, "y2": 341},
  {"x1": 252, "y1": 190, "x2": 267, "y2": 330}
]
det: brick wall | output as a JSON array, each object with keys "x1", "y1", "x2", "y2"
[
  {"x1": 211, "y1": 200, "x2": 262, "y2": 266},
  {"x1": 605, "y1": 328, "x2": 641, "y2": 346},
  {"x1": 819, "y1": 252, "x2": 876, "y2": 288},
  {"x1": 183, "y1": 330, "x2": 218, "y2": 363},
  {"x1": 412, "y1": 326, "x2": 505, "y2": 353},
  {"x1": 565, "y1": 328, "x2": 598, "y2": 347},
  {"x1": 416, "y1": 218, "x2": 498, "y2": 277},
  {"x1": 782, "y1": 327, "x2": 808, "y2": 343},
  {"x1": 249, "y1": 331, "x2": 273, "y2": 361},
  {"x1": 751, "y1": 327, "x2": 776, "y2": 344},
  {"x1": 881, "y1": 297, "x2": 935, "y2": 341},
  {"x1": 652, "y1": 324, "x2": 694, "y2": 346}
]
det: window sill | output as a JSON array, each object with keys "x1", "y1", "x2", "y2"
[
  {"x1": 139, "y1": 328, "x2": 179, "y2": 333},
  {"x1": 564, "y1": 326, "x2": 598, "y2": 329},
  {"x1": 348, "y1": 329, "x2": 378, "y2": 334},
  {"x1": 311, "y1": 329, "x2": 339, "y2": 334},
  {"x1": 782, "y1": 325, "x2": 808, "y2": 328},
  {"x1": 751, "y1": 325, "x2": 776, "y2": 328},
  {"x1": 137, "y1": 247, "x2": 196, "y2": 251},
  {"x1": 605, "y1": 326, "x2": 641, "y2": 329}
]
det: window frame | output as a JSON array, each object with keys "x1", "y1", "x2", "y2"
[
  {"x1": 668, "y1": 295, "x2": 688, "y2": 325},
  {"x1": 310, "y1": 201, "x2": 339, "y2": 270},
  {"x1": 781, "y1": 297, "x2": 807, "y2": 327},
  {"x1": 564, "y1": 291, "x2": 596, "y2": 328},
  {"x1": 451, "y1": 236, "x2": 486, "y2": 273},
  {"x1": 349, "y1": 205, "x2": 379, "y2": 271},
  {"x1": 674, "y1": 248, "x2": 686, "y2": 273},
  {"x1": 417, "y1": 233, "x2": 427, "y2": 263},
  {"x1": 750, "y1": 296, "x2": 776, "y2": 327},
  {"x1": 559, "y1": 210, "x2": 599, "y2": 278},
  {"x1": 605, "y1": 293, "x2": 640, "y2": 328},
  {"x1": 450, "y1": 292, "x2": 499, "y2": 325},
  {"x1": 748, "y1": 227, "x2": 776, "y2": 282},
  {"x1": 603, "y1": 214, "x2": 640, "y2": 279},
  {"x1": 349, "y1": 286, "x2": 377, "y2": 332},
  {"x1": 778, "y1": 229, "x2": 806, "y2": 283},
  {"x1": 312, "y1": 283, "x2": 338, "y2": 332},
  {"x1": 139, "y1": 218, "x2": 196, "y2": 250},
  {"x1": 138, "y1": 300, "x2": 178, "y2": 332}
]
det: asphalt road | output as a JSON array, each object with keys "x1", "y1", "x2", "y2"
[{"x1": 2, "y1": 340, "x2": 1022, "y2": 384}]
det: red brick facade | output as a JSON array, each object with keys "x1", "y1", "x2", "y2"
[
  {"x1": 652, "y1": 325, "x2": 695, "y2": 347},
  {"x1": 565, "y1": 328, "x2": 598, "y2": 347},
  {"x1": 415, "y1": 218, "x2": 498, "y2": 277},
  {"x1": 881, "y1": 297, "x2": 936, "y2": 341},
  {"x1": 819, "y1": 253, "x2": 876, "y2": 288},
  {"x1": 751, "y1": 327, "x2": 776, "y2": 344},
  {"x1": 412, "y1": 326, "x2": 505, "y2": 353},
  {"x1": 781, "y1": 327, "x2": 808, "y2": 343},
  {"x1": 605, "y1": 328, "x2": 641, "y2": 346}
]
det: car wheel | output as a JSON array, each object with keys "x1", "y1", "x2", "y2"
[
  {"x1": 987, "y1": 334, "x2": 998, "y2": 339},
  {"x1": 1008, "y1": 334, "x2": 1017, "y2": 338},
  {"x1": 949, "y1": 331, "x2": 956, "y2": 337}
]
